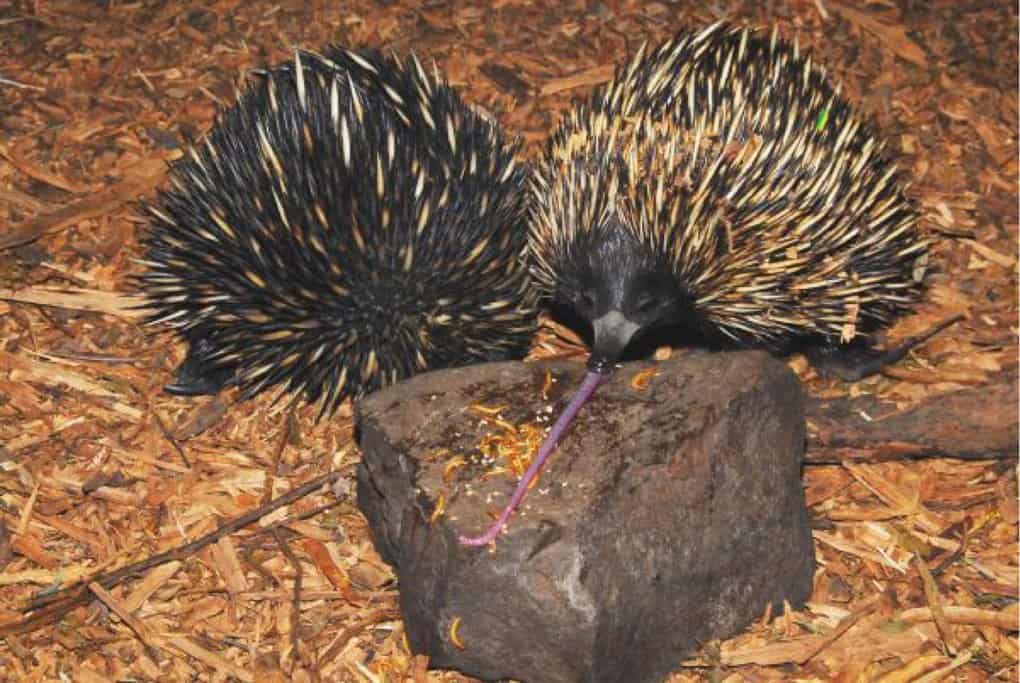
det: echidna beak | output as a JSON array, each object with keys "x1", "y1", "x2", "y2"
[{"x1": 588, "y1": 310, "x2": 640, "y2": 374}]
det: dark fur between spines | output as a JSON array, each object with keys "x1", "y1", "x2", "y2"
[{"x1": 139, "y1": 48, "x2": 537, "y2": 417}]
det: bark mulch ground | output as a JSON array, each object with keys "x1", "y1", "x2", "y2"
[{"x1": 0, "y1": 1, "x2": 1016, "y2": 681}]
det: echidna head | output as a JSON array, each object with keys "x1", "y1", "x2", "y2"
[{"x1": 558, "y1": 214, "x2": 687, "y2": 373}]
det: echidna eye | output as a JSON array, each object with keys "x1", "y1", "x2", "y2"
[
  {"x1": 635, "y1": 294, "x2": 656, "y2": 314},
  {"x1": 579, "y1": 292, "x2": 596, "y2": 310}
]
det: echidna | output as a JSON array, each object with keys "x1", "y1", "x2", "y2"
[
  {"x1": 138, "y1": 48, "x2": 537, "y2": 418},
  {"x1": 531, "y1": 22, "x2": 932, "y2": 371},
  {"x1": 461, "y1": 22, "x2": 940, "y2": 545}
]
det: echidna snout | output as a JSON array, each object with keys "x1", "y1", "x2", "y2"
[{"x1": 558, "y1": 219, "x2": 689, "y2": 373}]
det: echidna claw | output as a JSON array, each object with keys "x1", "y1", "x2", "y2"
[{"x1": 164, "y1": 339, "x2": 234, "y2": 396}]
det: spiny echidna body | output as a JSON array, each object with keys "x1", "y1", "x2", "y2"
[
  {"x1": 529, "y1": 21, "x2": 928, "y2": 372},
  {"x1": 139, "y1": 48, "x2": 537, "y2": 417},
  {"x1": 461, "y1": 22, "x2": 934, "y2": 545}
]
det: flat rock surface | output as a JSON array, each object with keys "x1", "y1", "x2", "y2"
[{"x1": 356, "y1": 350, "x2": 814, "y2": 683}]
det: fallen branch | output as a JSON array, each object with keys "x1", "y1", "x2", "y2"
[
  {"x1": 805, "y1": 371, "x2": 1017, "y2": 464},
  {"x1": 0, "y1": 470, "x2": 343, "y2": 636}
]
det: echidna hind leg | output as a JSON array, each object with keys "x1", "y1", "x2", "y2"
[
  {"x1": 805, "y1": 339, "x2": 897, "y2": 382},
  {"x1": 164, "y1": 336, "x2": 235, "y2": 397},
  {"x1": 805, "y1": 315, "x2": 963, "y2": 382}
]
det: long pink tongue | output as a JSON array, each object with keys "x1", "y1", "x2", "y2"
[{"x1": 458, "y1": 370, "x2": 607, "y2": 546}]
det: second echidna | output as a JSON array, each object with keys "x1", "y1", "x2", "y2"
[
  {"x1": 529, "y1": 21, "x2": 930, "y2": 374},
  {"x1": 139, "y1": 49, "x2": 537, "y2": 417},
  {"x1": 460, "y1": 22, "x2": 939, "y2": 545}
]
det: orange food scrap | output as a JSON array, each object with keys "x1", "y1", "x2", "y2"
[
  {"x1": 481, "y1": 466, "x2": 509, "y2": 480},
  {"x1": 490, "y1": 415, "x2": 518, "y2": 432},
  {"x1": 429, "y1": 493, "x2": 446, "y2": 525},
  {"x1": 449, "y1": 616, "x2": 465, "y2": 650},
  {"x1": 630, "y1": 367, "x2": 660, "y2": 390},
  {"x1": 468, "y1": 402, "x2": 505, "y2": 417},
  {"x1": 426, "y1": 447, "x2": 452, "y2": 462},
  {"x1": 442, "y1": 455, "x2": 467, "y2": 482}
]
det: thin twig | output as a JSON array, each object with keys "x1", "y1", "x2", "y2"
[
  {"x1": 916, "y1": 555, "x2": 957, "y2": 655},
  {"x1": 152, "y1": 410, "x2": 191, "y2": 468},
  {"x1": 240, "y1": 544, "x2": 278, "y2": 589},
  {"x1": 238, "y1": 499, "x2": 346, "y2": 548},
  {"x1": 797, "y1": 591, "x2": 885, "y2": 664},
  {"x1": 0, "y1": 471, "x2": 343, "y2": 636},
  {"x1": 317, "y1": 607, "x2": 402, "y2": 667},
  {"x1": 0, "y1": 76, "x2": 44, "y2": 91},
  {"x1": 88, "y1": 581, "x2": 160, "y2": 658},
  {"x1": 42, "y1": 350, "x2": 140, "y2": 365},
  {"x1": 932, "y1": 523, "x2": 969, "y2": 577},
  {"x1": 272, "y1": 527, "x2": 304, "y2": 667},
  {"x1": 263, "y1": 404, "x2": 297, "y2": 506}
]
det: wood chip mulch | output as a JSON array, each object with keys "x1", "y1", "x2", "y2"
[{"x1": 0, "y1": 1, "x2": 1016, "y2": 681}]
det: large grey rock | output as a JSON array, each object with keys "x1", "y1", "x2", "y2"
[{"x1": 355, "y1": 351, "x2": 813, "y2": 683}]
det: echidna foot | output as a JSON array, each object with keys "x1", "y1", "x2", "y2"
[
  {"x1": 164, "y1": 337, "x2": 235, "y2": 396},
  {"x1": 805, "y1": 314, "x2": 963, "y2": 382}
]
